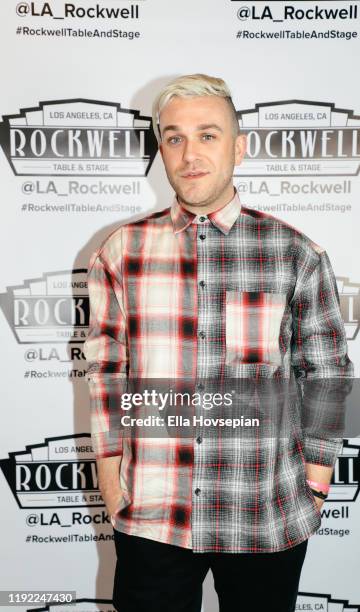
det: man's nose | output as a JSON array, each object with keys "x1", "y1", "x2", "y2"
[{"x1": 182, "y1": 139, "x2": 201, "y2": 163}]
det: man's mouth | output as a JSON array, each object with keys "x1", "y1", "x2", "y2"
[{"x1": 181, "y1": 171, "x2": 209, "y2": 180}]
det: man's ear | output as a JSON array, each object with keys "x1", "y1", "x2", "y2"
[
  {"x1": 159, "y1": 141, "x2": 163, "y2": 158},
  {"x1": 234, "y1": 133, "x2": 247, "y2": 167}
]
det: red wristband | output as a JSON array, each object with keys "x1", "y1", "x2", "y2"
[{"x1": 306, "y1": 479, "x2": 330, "y2": 494}]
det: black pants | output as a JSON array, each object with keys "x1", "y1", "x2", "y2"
[{"x1": 113, "y1": 529, "x2": 308, "y2": 612}]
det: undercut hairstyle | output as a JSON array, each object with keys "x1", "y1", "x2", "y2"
[{"x1": 152, "y1": 73, "x2": 241, "y2": 144}]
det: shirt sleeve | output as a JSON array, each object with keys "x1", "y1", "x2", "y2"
[
  {"x1": 83, "y1": 242, "x2": 128, "y2": 460},
  {"x1": 290, "y1": 247, "x2": 354, "y2": 467}
]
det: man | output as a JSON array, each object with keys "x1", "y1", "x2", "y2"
[{"x1": 84, "y1": 74, "x2": 353, "y2": 612}]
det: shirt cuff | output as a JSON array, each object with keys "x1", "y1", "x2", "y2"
[{"x1": 304, "y1": 436, "x2": 343, "y2": 467}]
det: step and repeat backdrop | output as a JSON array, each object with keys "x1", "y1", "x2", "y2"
[{"x1": 0, "y1": 1, "x2": 359, "y2": 610}]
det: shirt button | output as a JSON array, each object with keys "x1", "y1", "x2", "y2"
[
  {"x1": 199, "y1": 216, "x2": 206, "y2": 222},
  {"x1": 199, "y1": 234, "x2": 206, "y2": 240},
  {"x1": 199, "y1": 280, "x2": 206, "y2": 288},
  {"x1": 196, "y1": 436, "x2": 202, "y2": 444},
  {"x1": 197, "y1": 383, "x2": 205, "y2": 391},
  {"x1": 195, "y1": 488, "x2": 201, "y2": 496},
  {"x1": 199, "y1": 331, "x2": 206, "y2": 339}
]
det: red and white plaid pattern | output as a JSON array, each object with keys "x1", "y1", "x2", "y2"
[{"x1": 84, "y1": 188, "x2": 353, "y2": 552}]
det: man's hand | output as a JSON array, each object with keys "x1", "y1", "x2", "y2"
[
  {"x1": 96, "y1": 455, "x2": 125, "y2": 518},
  {"x1": 106, "y1": 493, "x2": 125, "y2": 518},
  {"x1": 305, "y1": 462, "x2": 331, "y2": 514}
]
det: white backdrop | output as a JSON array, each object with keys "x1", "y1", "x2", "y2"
[{"x1": 0, "y1": 1, "x2": 359, "y2": 610}]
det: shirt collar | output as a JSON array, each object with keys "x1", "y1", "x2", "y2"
[{"x1": 170, "y1": 188, "x2": 242, "y2": 235}]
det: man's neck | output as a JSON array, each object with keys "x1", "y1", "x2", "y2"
[{"x1": 177, "y1": 186, "x2": 236, "y2": 216}]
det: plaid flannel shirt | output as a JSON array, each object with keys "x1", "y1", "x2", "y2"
[{"x1": 84, "y1": 188, "x2": 353, "y2": 552}]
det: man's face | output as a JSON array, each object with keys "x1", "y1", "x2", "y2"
[{"x1": 158, "y1": 95, "x2": 246, "y2": 209}]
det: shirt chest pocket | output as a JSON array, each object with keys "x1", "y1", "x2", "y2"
[{"x1": 225, "y1": 291, "x2": 287, "y2": 367}]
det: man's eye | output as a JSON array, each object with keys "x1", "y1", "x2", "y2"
[
  {"x1": 201, "y1": 134, "x2": 215, "y2": 141},
  {"x1": 167, "y1": 136, "x2": 182, "y2": 145}
]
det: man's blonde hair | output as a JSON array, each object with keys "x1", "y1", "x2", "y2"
[{"x1": 152, "y1": 73, "x2": 240, "y2": 144}]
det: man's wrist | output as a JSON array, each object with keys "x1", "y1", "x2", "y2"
[
  {"x1": 306, "y1": 479, "x2": 330, "y2": 495},
  {"x1": 309, "y1": 487, "x2": 328, "y2": 501}
]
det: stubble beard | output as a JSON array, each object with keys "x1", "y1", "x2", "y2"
[{"x1": 172, "y1": 174, "x2": 234, "y2": 209}]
